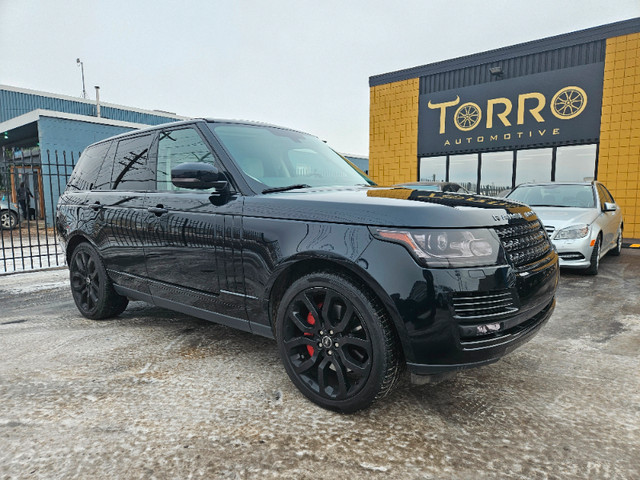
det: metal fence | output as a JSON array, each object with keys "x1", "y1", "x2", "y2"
[{"x1": 1, "y1": 149, "x2": 78, "y2": 273}]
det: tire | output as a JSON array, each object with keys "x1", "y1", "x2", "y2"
[
  {"x1": 585, "y1": 236, "x2": 601, "y2": 275},
  {"x1": 608, "y1": 226, "x2": 622, "y2": 256},
  {"x1": 275, "y1": 272, "x2": 402, "y2": 413},
  {"x1": 1, "y1": 209, "x2": 18, "y2": 230},
  {"x1": 69, "y1": 243, "x2": 129, "y2": 319}
]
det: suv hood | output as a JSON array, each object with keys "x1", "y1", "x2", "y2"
[
  {"x1": 243, "y1": 186, "x2": 536, "y2": 228},
  {"x1": 529, "y1": 207, "x2": 600, "y2": 230}
]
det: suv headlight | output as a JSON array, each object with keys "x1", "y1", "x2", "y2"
[
  {"x1": 371, "y1": 227, "x2": 502, "y2": 268},
  {"x1": 554, "y1": 224, "x2": 589, "y2": 240}
]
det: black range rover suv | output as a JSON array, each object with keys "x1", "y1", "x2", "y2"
[{"x1": 57, "y1": 119, "x2": 559, "y2": 412}]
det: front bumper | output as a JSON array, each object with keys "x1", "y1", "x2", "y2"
[
  {"x1": 407, "y1": 297, "x2": 555, "y2": 375},
  {"x1": 552, "y1": 236, "x2": 594, "y2": 268},
  {"x1": 360, "y1": 240, "x2": 559, "y2": 375}
]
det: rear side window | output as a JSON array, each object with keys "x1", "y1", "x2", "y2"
[
  {"x1": 67, "y1": 141, "x2": 114, "y2": 191},
  {"x1": 111, "y1": 134, "x2": 155, "y2": 191}
]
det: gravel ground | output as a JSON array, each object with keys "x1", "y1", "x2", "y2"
[{"x1": 1, "y1": 251, "x2": 639, "y2": 479}]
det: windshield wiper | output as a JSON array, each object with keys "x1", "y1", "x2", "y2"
[{"x1": 262, "y1": 184, "x2": 311, "y2": 194}]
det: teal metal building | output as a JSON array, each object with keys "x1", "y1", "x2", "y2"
[{"x1": 0, "y1": 85, "x2": 186, "y2": 221}]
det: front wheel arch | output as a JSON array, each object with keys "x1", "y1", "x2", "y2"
[
  {"x1": 585, "y1": 232, "x2": 603, "y2": 275},
  {"x1": 267, "y1": 257, "x2": 409, "y2": 363},
  {"x1": 608, "y1": 223, "x2": 623, "y2": 257},
  {"x1": 274, "y1": 270, "x2": 403, "y2": 412}
]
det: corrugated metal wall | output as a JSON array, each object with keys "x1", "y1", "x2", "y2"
[
  {"x1": 0, "y1": 88, "x2": 179, "y2": 125},
  {"x1": 420, "y1": 40, "x2": 606, "y2": 94}
]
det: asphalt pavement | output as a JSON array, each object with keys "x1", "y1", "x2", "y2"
[{"x1": 1, "y1": 251, "x2": 639, "y2": 479}]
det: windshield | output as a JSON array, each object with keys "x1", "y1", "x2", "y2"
[
  {"x1": 209, "y1": 123, "x2": 374, "y2": 191},
  {"x1": 507, "y1": 184, "x2": 595, "y2": 208}
]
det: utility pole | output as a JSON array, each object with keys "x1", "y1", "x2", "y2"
[{"x1": 76, "y1": 58, "x2": 86, "y2": 99}]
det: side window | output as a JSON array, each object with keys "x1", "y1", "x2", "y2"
[
  {"x1": 111, "y1": 134, "x2": 154, "y2": 191},
  {"x1": 600, "y1": 184, "x2": 614, "y2": 204},
  {"x1": 93, "y1": 142, "x2": 115, "y2": 190},
  {"x1": 67, "y1": 141, "x2": 114, "y2": 191},
  {"x1": 156, "y1": 128, "x2": 217, "y2": 191},
  {"x1": 596, "y1": 184, "x2": 612, "y2": 209}
]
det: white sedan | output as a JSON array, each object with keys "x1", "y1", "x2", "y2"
[{"x1": 506, "y1": 182, "x2": 623, "y2": 275}]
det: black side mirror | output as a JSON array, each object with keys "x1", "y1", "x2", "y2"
[{"x1": 171, "y1": 162, "x2": 228, "y2": 191}]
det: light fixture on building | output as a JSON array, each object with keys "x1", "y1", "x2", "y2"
[
  {"x1": 76, "y1": 58, "x2": 87, "y2": 99},
  {"x1": 489, "y1": 66, "x2": 503, "y2": 76}
]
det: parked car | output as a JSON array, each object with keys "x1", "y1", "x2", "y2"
[
  {"x1": 394, "y1": 181, "x2": 470, "y2": 193},
  {"x1": 505, "y1": 182, "x2": 623, "y2": 275},
  {"x1": 57, "y1": 119, "x2": 559, "y2": 412},
  {"x1": 0, "y1": 196, "x2": 19, "y2": 229}
]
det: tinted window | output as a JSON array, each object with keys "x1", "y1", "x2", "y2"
[
  {"x1": 112, "y1": 134, "x2": 154, "y2": 191},
  {"x1": 156, "y1": 128, "x2": 217, "y2": 191},
  {"x1": 67, "y1": 141, "x2": 114, "y2": 191}
]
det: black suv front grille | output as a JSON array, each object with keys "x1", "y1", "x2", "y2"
[{"x1": 494, "y1": 220, "x2": 552, "y2": 268}]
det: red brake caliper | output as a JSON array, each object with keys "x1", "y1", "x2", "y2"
[{"x1": 304, "y1": 302, "x2": 322, "y2": 357}]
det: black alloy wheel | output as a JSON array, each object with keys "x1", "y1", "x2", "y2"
[
  {"x1": 69, "y1": 243, "x2": 128, "y2": 319},
  {"x1": 276, "y1": 272, "x2": 401, "y2": 413}
]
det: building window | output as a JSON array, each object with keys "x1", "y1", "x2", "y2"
[
  {"x1": 555, "y1": 144, "x2": 596, "y2": 182},
  {"x1": 449, "y1": 154, "x2": 478, "y2": 193},
  {"x1": 480, "y1": 151, "x2": 513, "y2": 196},
  {"x1": 416, "y1": 143, "x2": 599, "y2": 192},
  {"x1": 419, "y1": 156, "x2": 446, "y2": 181},
  {"x1": 516, "y1": 148, "x2": 552, "y2": 185}
]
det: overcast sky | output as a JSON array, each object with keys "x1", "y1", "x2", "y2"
[{"x1": 1, "y1": 1, "x2": 639, "y2": 155}]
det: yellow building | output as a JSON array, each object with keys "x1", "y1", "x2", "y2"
[{"x1": 370, "y1": 18, "x2": 640, "y2": 240}]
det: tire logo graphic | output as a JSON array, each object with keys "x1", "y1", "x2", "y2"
[
  {"x1": 551, "y1": 86, "x2": 587, "y2": 119},
  {"x1": 454, "y1": 102, "x2": 482, "y2": 131}
]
